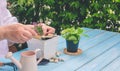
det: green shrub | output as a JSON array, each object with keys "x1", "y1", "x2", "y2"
[{"x1": 8, "y1": 0, "x2": 120, "y2": 34}]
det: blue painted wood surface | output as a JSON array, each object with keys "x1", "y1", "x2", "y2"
[{"x1": 0, "y1": 28, "x2": 120, "y2": 71}]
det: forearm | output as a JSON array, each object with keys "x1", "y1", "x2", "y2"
[
  {"x1": 0, "y1": 27, "x2": 6, "y2": 40},
  {"x1": 0, "y1": 27, "x2": 14, "y2": 45}
]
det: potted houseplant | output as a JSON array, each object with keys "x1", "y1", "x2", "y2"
[
  {"x1": 27, "y1": 24, "x2": 58, "y2": 59},
  {"x1": 61, "y1": 27, "x2": 86, "y2": 55}
]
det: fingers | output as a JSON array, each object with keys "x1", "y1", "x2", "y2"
[
  {"x1": 36, "y1": 23, "x2": 55, "y2": 36},
  {"x1": 42, "y1": 26, "x2": 55, "y2": 35},
  {"x1": 24, "y1": 25, "x2": 38, "y2": 36},
  {"x1": 18, "y1": 27, "x2": 36, "y2": 43},
  {"x1": 3, "y1": 23, "x2": 55, "y2": 43},
  {"x1": 3, "y1": 24, "x2": 37, "y2": 43},
  {"x1": 42, "y1": 27, "x2": 48, "y2": 35},
  {"x1": 15, "y1": 31, "x2": 33, "y2": 43},
  {"x1": 47, "y1": 28, "x2": 55, "y2": 34}
]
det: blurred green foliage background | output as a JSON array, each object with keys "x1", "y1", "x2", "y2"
[{"x1": 7, "y1": 0, "x2": 120, "y2": 34}]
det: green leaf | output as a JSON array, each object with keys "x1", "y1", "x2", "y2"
[
  {"x1": 83, "y1": 17, "x2": 93, "y2": 23},
  {"x1": 34, "y1": 26, "x2": 43, "y2": 35},
  {"x1": 114, "y1": 0, "x2": 120, "y2": 2},
  {"x1": 68, "y1": 36, "x2": 77, "y2": 41},
  {"x1": 73, "y1": 40, "x2": 78, "y2": 44},
  {"x1": 70, "y1": 1, "x2": 80, "y2": 9},
  {"x1": 61, "y1": 27, "x2": 88, "y2": 45}
]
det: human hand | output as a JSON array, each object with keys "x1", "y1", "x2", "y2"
[
  {"x1": 38, "y1": 23, "x2": 55, "y2": 36},
  {"x1": 2, "y1": 24, "x2": 37, "y2": 43}
]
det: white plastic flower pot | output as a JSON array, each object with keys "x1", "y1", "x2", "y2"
[{"x1": 27, "y1": 36, "x2": 59, "y2": 59}]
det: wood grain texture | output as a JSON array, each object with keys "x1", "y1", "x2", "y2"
[{"x1": 0, "y1": 28, "x2": 120, "y2": 71}]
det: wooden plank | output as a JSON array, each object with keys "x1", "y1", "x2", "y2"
[
  {"x1": 38, "y1": 30, "x2": 117, "y2": 71},
  {"x1": 58, "y1": 29, "x2": 105, "y2": 51},
  {"x1": 0, "y1": 49, "x2": 27, "y2": 71},
  {"x1": 0, "y1": 29, "x2": 119, "y2": 71},
  {"x1": 76, "y1": 41, "x2": 120, "y2": 71},
  {"x1": 49, "y1": 33, "x2": 120, "y2": 71},
  {"x1": 101, "y1": 56, "x2": 120, "y2": 71},
  {"x1": 0, "y1": 49, "x2": 26, "y2": 63},
  {"x1": 79, "y1": 31, "x2": 114, "y2": 51},
  {"x1": 113, "y1": 62, "x2": 120, "y2": 71},
  {"x1": 0, "y1": 66, "x2": 13, "y2": 71}
]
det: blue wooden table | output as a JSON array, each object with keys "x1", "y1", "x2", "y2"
[{"x1": 0, "y1": 28, "x2": 120, "y2": 71}]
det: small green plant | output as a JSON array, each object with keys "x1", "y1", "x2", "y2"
[
  {"x1": 61, "y1": 27, "x2": 87, "y2": 44},
  {"x1": 34, "y1": 25, "x2": 43, "y2": 35}
]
